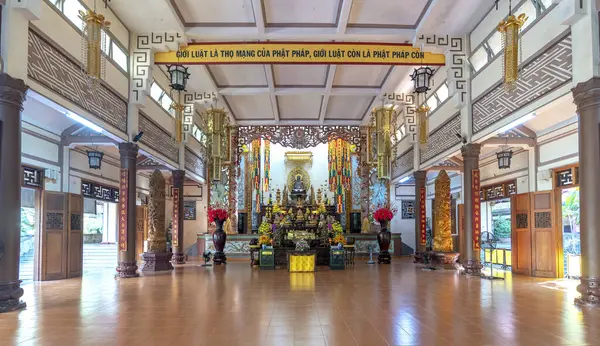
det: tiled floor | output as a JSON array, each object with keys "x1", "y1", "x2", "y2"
[{"x1": 1, "y1": 258, "x2": 599, "y2": 346}]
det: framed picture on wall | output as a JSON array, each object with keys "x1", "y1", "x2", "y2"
[
  {"x1": 401, "y1": 200, "x2": 415, "y2": 219},
  {"x1": 183, "y1": 200, "x2": 197, "y2": 220}
]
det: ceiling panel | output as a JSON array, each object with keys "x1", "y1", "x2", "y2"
[
  {"x1": 208, "y1": 65, "x2": 268, "y2": 87},
  {"x1": 224, "y1": 94, "x2": 274, "y2": 120},
  {"x1": 325, "y1": 95, "x2": 374, "y2": 120},
  {"x1": 173, "y1": 0, "x2": 256, "y2": 24},
  {"x1": 22, "y1": 97, "x2": 76, "y2": 135},
  {"x1": 277, "y1": 95, "x2": 323, "y2": 120},
  {"x1": 273, "y1": 65, "x2": 329, "y2": 87},
  {"x1": 526, "y1": 94, "x2": 577, "y2": 133},
  {"x1": 263, "y1": 0, "x2": 341, "y2": 25},
  {"x1": 348, "y1": 0, "x2": 430, "y2": 27},
  {"x1": 333, "y1": 65, "x2": 392, "y2": 87}
]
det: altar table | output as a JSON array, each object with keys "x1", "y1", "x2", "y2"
[{"x1": 287, "y1": 251, "x2": 316, "y2": 272}]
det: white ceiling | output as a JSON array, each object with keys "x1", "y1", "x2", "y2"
[
  {"x1": 110, "y1": 0, "x2": 493, "y2": 125},
  {"x1": 525, "y1": 93, "x2": 577, "y2": 134},
  {"x1": 22, "y1": 97, "x2": 76, "y2": 135}
]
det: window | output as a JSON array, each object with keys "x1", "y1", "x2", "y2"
[
  {"x1": 426, "y1": 95, "x2": 438, "y2": 112},
  {"x1": 435, "y1": 83, "x2": 449, "y2": 103},
  {"x1": 62, "y1": 0, "x2": 85, "y2": 29},
  {"x1": 470, "y1": 47, "x2": 488, "y2": 72},
  {"x1": 48, "y1": 0, "x2": 129, "y2": 73},
  {"x1": 111, "y1": 42, "x2": 128, "y2": 72},
  {"x1": 150, "y1": 81, "x2": 175, "y2": 117},
  {"x1": 487, "y1": 31, "x2": 502, "y2": 55},
  {"x1": 192, "y1": 125, "x2": 206, "y2": 144},
  {"x1": 515, "y1": 0, "x2": 537, "y2": 30}
]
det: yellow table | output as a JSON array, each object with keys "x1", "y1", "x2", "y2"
[{"x1": 288, "y1": 251, "x2": 316, "y2": 272}]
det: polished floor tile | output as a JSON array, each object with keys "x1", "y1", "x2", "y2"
[{"x1": 0, "y1": 259, "x2": 599, "y2": 346}]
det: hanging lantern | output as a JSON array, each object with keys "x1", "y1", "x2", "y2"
[
  {"x1": 410, "y1": 67, "x2": 434, "y2": 94},
  {"x1": 496, "y1": 149, "x2": 513, "y2": 169},
  {"x1": 79, "y1": 9, "x2": 110, "y2": 81},
  {"x1": 204, "y1": 108, "x2": 228, "y2": 182},
  {"x1": 373, "y1": 107, "x2": 393, "y2": 180},
  {"x1": 498, "y1": 11, "x2": 527, "y2": 92},
  {"x1": 172, "y1": 102, "x2": 185, "y2": 143},
  {"x1": 416, "y1": 105, "x2": 429, "y2": 146},
  {"x1": 87, "y1": 150, "x2": 104, "y2": 170},
  {"x1": 167, "y1": 64, "x2": 190, "y2": 91}
]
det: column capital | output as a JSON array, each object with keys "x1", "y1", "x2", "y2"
[
  {"x1": 572, "y1": 77, "x2": 600, "y2": 112},
  {"x1": 0, "y1": 73, "x2": 28, "y2": 110},
  {"x1": 461, "y1": 143, "x2": 481, "y2": 159},
  {"x1": 118, "y1": 142, "x2": 139, "y2": 160}
]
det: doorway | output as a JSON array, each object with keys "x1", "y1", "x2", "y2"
[
  {"x1": 481, "y1": 198, "x2": 512, "y2": 270},
  {"x1": 19, "y1": 187, "x2": 40, "y2": 282},
  {"x1": 82, "y1": 198, "x2": 118, "y2": 274},
  {"x1": 560, "y1": 187, "x2": 580, "y2": 278}
]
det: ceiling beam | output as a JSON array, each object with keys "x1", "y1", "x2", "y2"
[
  {"x1": 61, "y1": 124, "x2": 84, "y2": 137},
  {"x1": 515, "y1": 124, "x2": 537, "y2": 139},
  {"x1": 217, "y1": 86, "x2": 380, "y2": 96},
  {"x1": 448, "y1": 156, "x2": 463, "y2": 166},
  {"x1": 235, "y1": 119, "x2": 364, "y2": 126},
  {"x1": 481, "y1": 137, "x2": 535, "y2": 148},
  {"x1": 337, "y1": 0, "x2": 353, "y2": 34},
  {"x1": 251, "y1": 0, "x2": 265, "y2": 37},
  {"x1": 319, "y1": 66, "x2": 337, "y2": 124},
  {"x1": 427, "y1": 165, "x2": 463, "y2": 173},
  {"x1": 63, "y1": 135, "x2": 117, "y2": 147},
  {"x1": 265, "y1": 66, "x2": 280, "y2": 123}
]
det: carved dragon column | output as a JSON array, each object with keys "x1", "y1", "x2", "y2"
[
  {"x1": 0, "y1": 73, "x2": 28, "y2": 313},
  {"x1": 141, "y1": 170, "x2": 174, "y2": 272}
]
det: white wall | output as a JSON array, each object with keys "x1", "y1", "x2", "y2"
[{"x1": 392, "y1": 194, "x2": 416, "y2": 252}]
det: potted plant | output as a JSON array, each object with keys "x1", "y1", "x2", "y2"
[
  {"x1": 374, "y1": 207, "x2": 395, "y2": 264},
  {"x1": 208, "y1": 207, "x2": 228, "y2": 265}
]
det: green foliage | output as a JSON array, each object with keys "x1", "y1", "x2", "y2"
[
  {"x1": 492, "y1": 217, "x2": 511, "y2": 239},
  {"x1": 562, "y1": 189, "x2": 580, "y2": 231},
  {"x1": 20, "y1": 207, "x2": 35, "y2": 237}
]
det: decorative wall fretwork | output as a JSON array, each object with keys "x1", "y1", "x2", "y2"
[
  {"x1": 401, "y1": 200, "x2": 416, "y2": 219},
  {"x1": 22, "y1": 166, "x2": 44, "y2": 189},
  {"x1": 556, "y1": 165, "x2": 579, "y2": 187},
  {"x1": 472, "y1": 34, "x2": 572, "y2": 133},
  {"x1": 392, "y1": 148, "x2": 414, "y2": 180},
  {"x1": 81, "y1": 181, "x2": 119, "y2": 203},
  {"x1": 535, "y1": 211, "x2": 552, "y2": 229},
  {"x1": 481, "y1": 180, "x2": 517, "y2": 202},
  {"x1": 46, "y1": 213, "x2": 64, "y2": 230},
  {"x1": 139, "y1": 113, "x2": 179, "y2": 163},
  {"x1": 516, "y1": 213, "x2": 528, "y2": 229},
  {"x1": 183, "y1": 201, "x2": 197, "y2": 220},
  {"x1": 70, "y1": 214, "x2": 82, "y2": 231},
  {"x1": 416, "y1": 35, "x2": 467, "y2": 107},
  {"x1": 27, "y1": 29, "x2": 127, "y2": 133},
  {"x1": 184, "y1": 147, "x2": 206, "y2": 180},
  {"x1": 237, "y1": 125, "x2": 362, "y2": 155},
  {"x1": 419, "y1": 113, "x2": 461, "y2": 164}
]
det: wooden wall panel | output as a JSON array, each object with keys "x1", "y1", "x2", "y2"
[
  {"x1": 40, "y1": 191, "x2": 68, "y2": 280},
  {"x1": 67, "y1": 194, "x2": 83, "y2": 278},
  {"x1": 511, "y1": 193, "x2": 531, "y2": 276},
  {"x1": 531, "y1": 191, "x2": 558, "y2": 278}
]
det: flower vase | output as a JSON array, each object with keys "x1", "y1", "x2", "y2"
[
  {"x1": 213, "y1": 219, "x2": 227, "y2": 265},
  {"x1": 377, "y1": 220, "x2": 391, "y2": 264}
]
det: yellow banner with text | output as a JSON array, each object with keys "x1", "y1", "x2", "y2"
[{"x1": 153, "y1": 42, "x2": 446, "y2": 65}]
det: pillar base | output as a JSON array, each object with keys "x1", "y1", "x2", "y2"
[
  {"x1": 116, "y1": 261, "x2": 139, "y2": 278},
  {"x1": 377, "y1": 251, "x2": 391, "y2": 264},
  {"x1": 575, "y1": 277, "x2": 600, "y2": 307},
  {"x1": 461, "y1": 260, "x2": 483, "y2": 276},
  {"x1": 213, "y1": 251, "x2": 227, "y2": 265},
  {"x1": 172, "y1": 252, "x2": 186, "y2": 264},
  {"x1": 0, "y1": 281, "x2": 26, "y2": 313},
  {"x1": 140, "y1": 252, "x2": 174, "y2": 272}
]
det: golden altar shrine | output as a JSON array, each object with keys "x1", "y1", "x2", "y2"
[{"x1": 287, "y1": 251, "x2": 316, "y2": 272}]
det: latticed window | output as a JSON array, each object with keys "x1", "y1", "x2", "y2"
[{"x1": 481, "y1": 180, "x2": 517, "y2": 202}]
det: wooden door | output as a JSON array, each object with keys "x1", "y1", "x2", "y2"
[
  {"x1": 67, "y1": 193, "x2": 83, "y2": 278},
  {"x1": 511, "y1": 193, "x2": 532, "y2": 275},
  {"x1": 135, "y1": 206, "x2": 147, "y2": 260},
  {"x1": 40, "y1": 191, "x2": 68, "y2": 280},
  {"x1": 531, "y1": 191, "x2": 558, "y2": 278}
]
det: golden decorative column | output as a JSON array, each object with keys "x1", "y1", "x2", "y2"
[
  {"x1": 140, "y1": 170, "x2": 174, "y2": 272},
  {"x1": 431, "y1": 170, "x2": 459, "y2": 269}
]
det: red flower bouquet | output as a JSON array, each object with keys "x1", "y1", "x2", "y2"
[
  {"x1": 208, "y1": 207, "x2": 228, "y2": 223},
  {"x1": 373, "y1": 207, "x2": 394, "y2": 223}
]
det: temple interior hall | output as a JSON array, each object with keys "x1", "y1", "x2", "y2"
[{"x1": 1, "y1": 0, "x2": 600, "y2": 345}]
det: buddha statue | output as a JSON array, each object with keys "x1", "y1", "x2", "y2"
[
  {"x1": 293, "y1": 175, "x2": 305, "y2": 192},
  {"x1": 290, "y1": 174, "x2": 307, "y2": 205}
]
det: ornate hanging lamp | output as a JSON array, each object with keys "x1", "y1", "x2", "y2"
[
  {"x1": 411, "y1": 66, "x2": 434, "y2": 146},
  {"x1": 206, "y1": 107, "x2": 228, "y2": 182},
  {"x1": 79, "y1": 1, "x2": 111, "y2": 83},
  {"x1": 87, "y1": 150, "x2": 104, "y2": 170},
  {"x1": 167, "y1": 64, "x2": 191, "y2": 143},
  {"x1": 496, "y1": 139, "x2": 513, "y2": 169},
  {"x1": 372, "y1": 106, "x2": 394, "y2": 180},
  {"x1": 497, "y1": 0, "x2": 527, "y2": 92}
]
